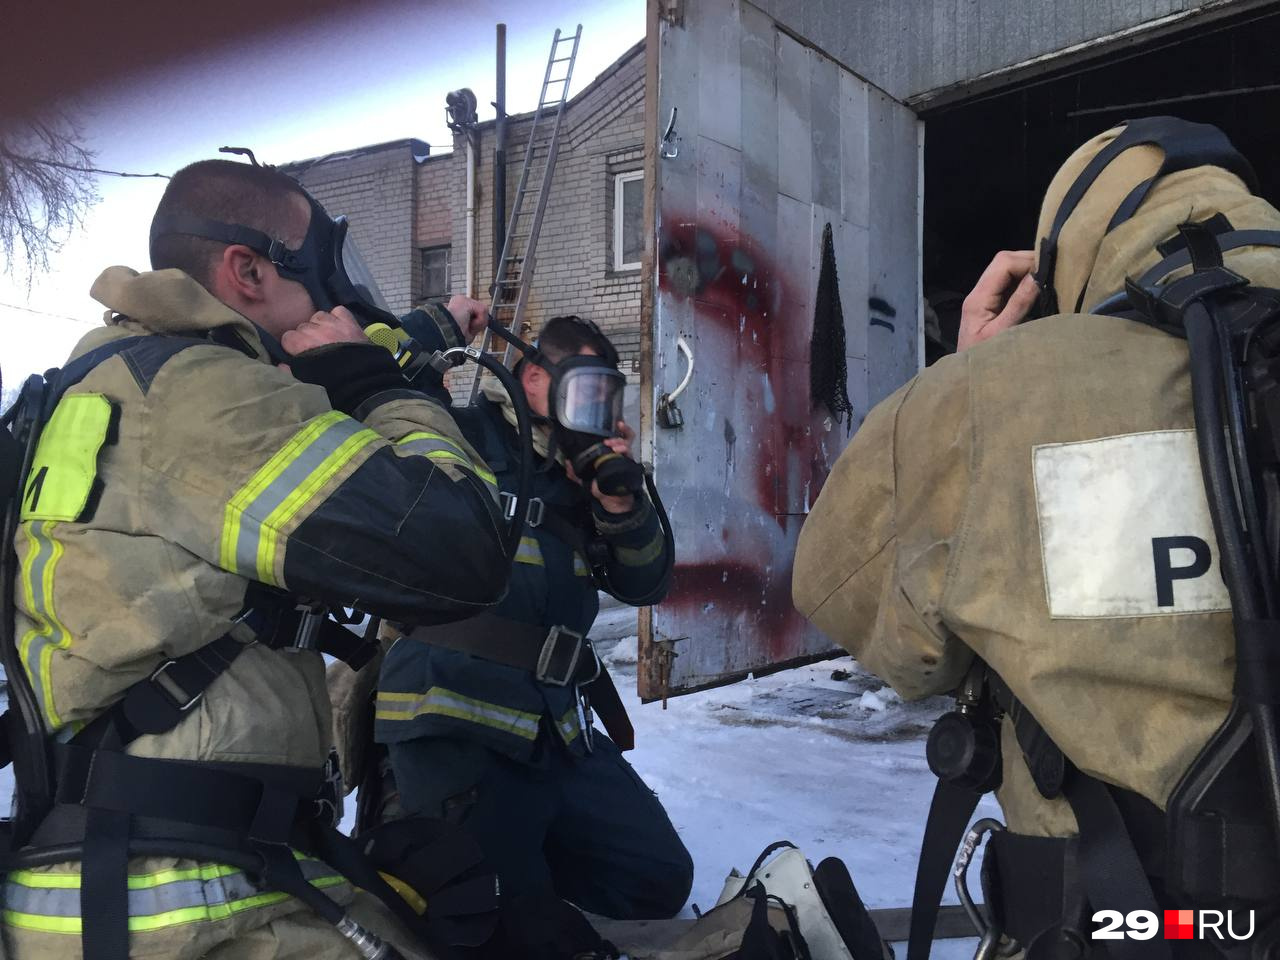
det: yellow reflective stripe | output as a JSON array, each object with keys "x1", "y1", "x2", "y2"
[
  {"x1": 18, "y1": 521, "x2": 71, "y2": 728},
  {"x1": 2, "y1": 859, "x2": 344, "y2": 934},
  {"x1": 514, "y1": 536, "x2": 544, "y2": 567},
  {"x1": 19, "y1": 394, "x2": 114, "y2": 523},
  {"x1": 426, "y1": 450, "x2": 499, "y2": 487},
  {"x1": 398, "y1": 431, "x2": 468, "y2": 459},
  {"x1": 257, "y1": 426, "x2": 380, "y2": 583},
  {"x1": 219, "y1": 411, "x2": 380, "y2": 586},
  {"x1": 376, "y1": 687, "x2": 541, "y2": 740},
  {"x1": 220, "y1": 411, "x2": 346, "y2": 574},
  {"x1": 6, "y1": 863, "x2": 243, "y2": 891},
  {"x1": 0, "y1": 877, "x2": 346, "y2": 934},
  {"x1": 557, "y1": 706, "x2": 581, "y2": 744},
  {"x1": 573, "y1": 553, "x2": 590, "y2": 578},
  {"x1": 397, "y1": 431, "x2": 498, "y2": 487},
  {"x1": 6, "y1": 852, "x2": 316, "y2": 891},
  {"x1": 614, "y1": 529, "x2": 665, "y2": 567}
]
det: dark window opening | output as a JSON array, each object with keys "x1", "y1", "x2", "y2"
[
  {"x1": 420, "y1": 245, "x2": 451, "y2": 300},
  {"x1": 921, "y1": 8, "x2": 1280, "y2": 364}
]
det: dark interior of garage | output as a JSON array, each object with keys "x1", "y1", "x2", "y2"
[{"x1": 921, "y1": 6, "x2": 1280, "y2": 362}]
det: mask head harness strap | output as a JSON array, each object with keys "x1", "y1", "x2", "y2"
[
  {"x1": 149, "y1": 186, "x2": 396, "y2": 328},
  {"x1": 1032, "y1": 116, "x2": 1258, "y2": 317}
]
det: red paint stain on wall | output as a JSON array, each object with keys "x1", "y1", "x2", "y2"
[{"x1": 657, "y1": 215, "x2": 835, "y2": 660}]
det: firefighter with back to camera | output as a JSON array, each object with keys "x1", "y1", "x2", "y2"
[{"x1": 794, "y1": 118, "x2": 1280, "y2": 959}]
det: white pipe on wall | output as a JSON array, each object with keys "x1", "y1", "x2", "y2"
[{"x1": 465, "y1": 135, "x2": 477, "y2": 298}]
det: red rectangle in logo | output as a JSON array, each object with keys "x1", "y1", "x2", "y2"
[{"x1": 1164, "y1": 910, "x2": 1195, "y2": 940}]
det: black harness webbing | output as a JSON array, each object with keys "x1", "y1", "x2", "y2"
[
  {"x1": 1, "y1": 333, "x2": 399, "y2": 957},
  {"x1": 409, "y1": 613, "x2": 636, "y2": 751},
  {"x1": 906, "y1": 780, "x2": 983, "y2": 960},
  {"x1": 1062, "y1": 772, "x2": 1171, "y2": 960},
  {"x1": 1033, "y1": 117, "x2": 1260, "y2": 315}
]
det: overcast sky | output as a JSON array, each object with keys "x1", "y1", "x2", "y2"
[{"x1": 1, "y1": 0, "x2": 643, "y2": 395}]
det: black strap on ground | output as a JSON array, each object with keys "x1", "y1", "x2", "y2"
[{"x1": 906, "y1": 779, "x2": 983, "y2": 960}]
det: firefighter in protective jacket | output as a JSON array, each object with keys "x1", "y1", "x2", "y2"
[
  {"x1": 371, "y1": 313, "x2": 691, "y2": 958},
  {"x1": 794, "y1": 121, "x2": 1280, "y2": 952},
  {"x1": 3, "y1": 160, "x2": 509, "y2": 959}
]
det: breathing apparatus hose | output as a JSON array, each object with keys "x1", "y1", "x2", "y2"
[
  {"x1": 1184, "y1": 300, "x2": 1280, "y2": 859},
  {"x1": 463, "y1": 319, "x2": 675, "y2": 603},
  {"x1": 434, "y1": 341, "x2": 534, "y2": 562}
]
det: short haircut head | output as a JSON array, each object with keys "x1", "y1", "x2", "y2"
[
  {"x1": 536, "y1": 315, "x2": 617, "y2": 366},
  {"x1": 150, "y1": 159, "x2": 312, "y2": 288}
]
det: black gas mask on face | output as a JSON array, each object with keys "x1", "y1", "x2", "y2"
[
  {"x1": 149, "y1": 191, "x2": 399, "y2": 330},
  {"x1": 526, "y1": 320, "x2": 643, "y2": 497}
]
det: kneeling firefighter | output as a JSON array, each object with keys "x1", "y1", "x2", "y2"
[
  {"x1": 334, "y1": 311, "x2": 689, "y2": 959},
  {"x1": 0, "y1": 158, "x2": 511, "y2": 959},
  {"x1": 794, "y1": 117, "x2": 1280, "y2": 960}
]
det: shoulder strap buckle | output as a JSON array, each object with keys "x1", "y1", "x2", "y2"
[
  {"x1": 500, "y1": 491, "x2": 545, "y2": 528},
  {"x1": 536, "y1": 625, "x2": 591, "y2": 687},
  {"x1": 148, "y1": 659, "x2": 203, "y2": 713}
]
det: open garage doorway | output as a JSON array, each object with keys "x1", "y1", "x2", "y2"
[{"x1": 920, "y1": 5, "x2": 1280, "y2": 363}]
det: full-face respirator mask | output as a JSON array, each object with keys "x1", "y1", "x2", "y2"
[
  {"x1": 149, "y1": 191, "x2": 399, "y2": 336},
  {"x1": 521, "y1": 318, "x2": 644, "y2": 498}
]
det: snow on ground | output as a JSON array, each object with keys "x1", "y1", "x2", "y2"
[
  {"x1": 590, "y1": 617, "x2": 999, "y2": 958},
  {"x1": 0, "y1": 602, "x2": 1000, "y2": 957}
]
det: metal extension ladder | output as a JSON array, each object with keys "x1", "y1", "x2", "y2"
[{"x1": 469, "y1": 24, "x2": 583, "y2": 402}]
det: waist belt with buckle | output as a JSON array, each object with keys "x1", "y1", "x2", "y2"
[{"x1": 407, "y1": 614, "x2": 635, "y2": 751}]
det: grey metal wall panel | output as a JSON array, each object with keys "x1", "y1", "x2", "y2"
[
  {"x1": 865, "y1": 88, "x2": 921, "y2": 406},
  {"x1": 776, "y1": 31, "x2": 812, "y2": 203},
  {"x1": 768, "y1": 0, "x2": 1261, "y2": 102},
  {"x1": 695, "y1": 0, "x2": 744, "y2": 149},
  {"x1": 810, "y1": 53, "x2": 842, "y2": 211},
  {"x1": 645, "y1": 0, "x2": 920, "y2": 697}
]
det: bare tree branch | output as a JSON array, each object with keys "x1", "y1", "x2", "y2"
[{"x1": 0, "y1": 113, "x2": 100, "y2": 284}]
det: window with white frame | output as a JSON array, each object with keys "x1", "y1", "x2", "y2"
[
  {"x1": 420, "y1": 245, "x2": 451, "y2": 300},
  {"x1": 613, "y1": 171, "x2": 644, "y2": 271}
]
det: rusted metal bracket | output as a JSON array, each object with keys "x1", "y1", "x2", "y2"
[
  {"x1": 657, "y1": 0, "x2": 684, "y2": 27},
  {"x1": 650, "y1": 636, "x2": 685, "y2": 708}
]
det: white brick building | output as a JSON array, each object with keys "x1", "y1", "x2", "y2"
[{"x1": 283, "y1": 40, "x2": 646, "y2": 384}]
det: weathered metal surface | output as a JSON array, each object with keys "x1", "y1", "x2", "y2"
[
  {"x1": 764, "y1": 0, "x2": 1273, "y2": 105},
  {"x1": 641, "y1": 0, "x2": 921, "y2": 699}
]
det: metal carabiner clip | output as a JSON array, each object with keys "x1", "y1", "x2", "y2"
[
  {"x1": 954, "y1": 817, "x2": 1017, "y2": 960},
  {"x1": 573, "y1": 685, "x2": 595, "y2": 755}
]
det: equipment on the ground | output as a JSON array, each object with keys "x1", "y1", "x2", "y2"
[{"x1": 911, "y1": 118, "x2": 1280, "y2": 960}]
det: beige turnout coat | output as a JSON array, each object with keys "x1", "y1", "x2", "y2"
[
  {"x1": 793, "y1": 130, "x2": 1280, "y2": 836},
  {"x1": 5, "y1": 267, "x2": 504, "y2": 958}
]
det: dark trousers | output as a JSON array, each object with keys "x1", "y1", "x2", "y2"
[{"x1": 388, "y1": 731, "x2": 693, "y2": 928}]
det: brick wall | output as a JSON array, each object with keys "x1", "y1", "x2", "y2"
[
  {"x1": 281, "y1": 42, "x2": 647, "y2": 404},
  {"x1": 454, "y1": 43, "x2": 646, "y2": 371},
  {"x1": 413, "y1": 152, "x2": 458, "y2": 299},
  {"x1": 286, "y1": 142, "x2": 419, "y2": 315}
]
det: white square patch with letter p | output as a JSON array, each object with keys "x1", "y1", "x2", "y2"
[{"x1": 1033, "y1": 429, "x2": 1231, "y2": 618}]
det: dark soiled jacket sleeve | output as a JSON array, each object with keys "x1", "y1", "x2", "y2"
[
  {"x1": 590, "y1": 493, "x2": 671, "y2": 606},
  {"x1": 146, "y1": 335, "x2": 509, "y2": 628}
]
